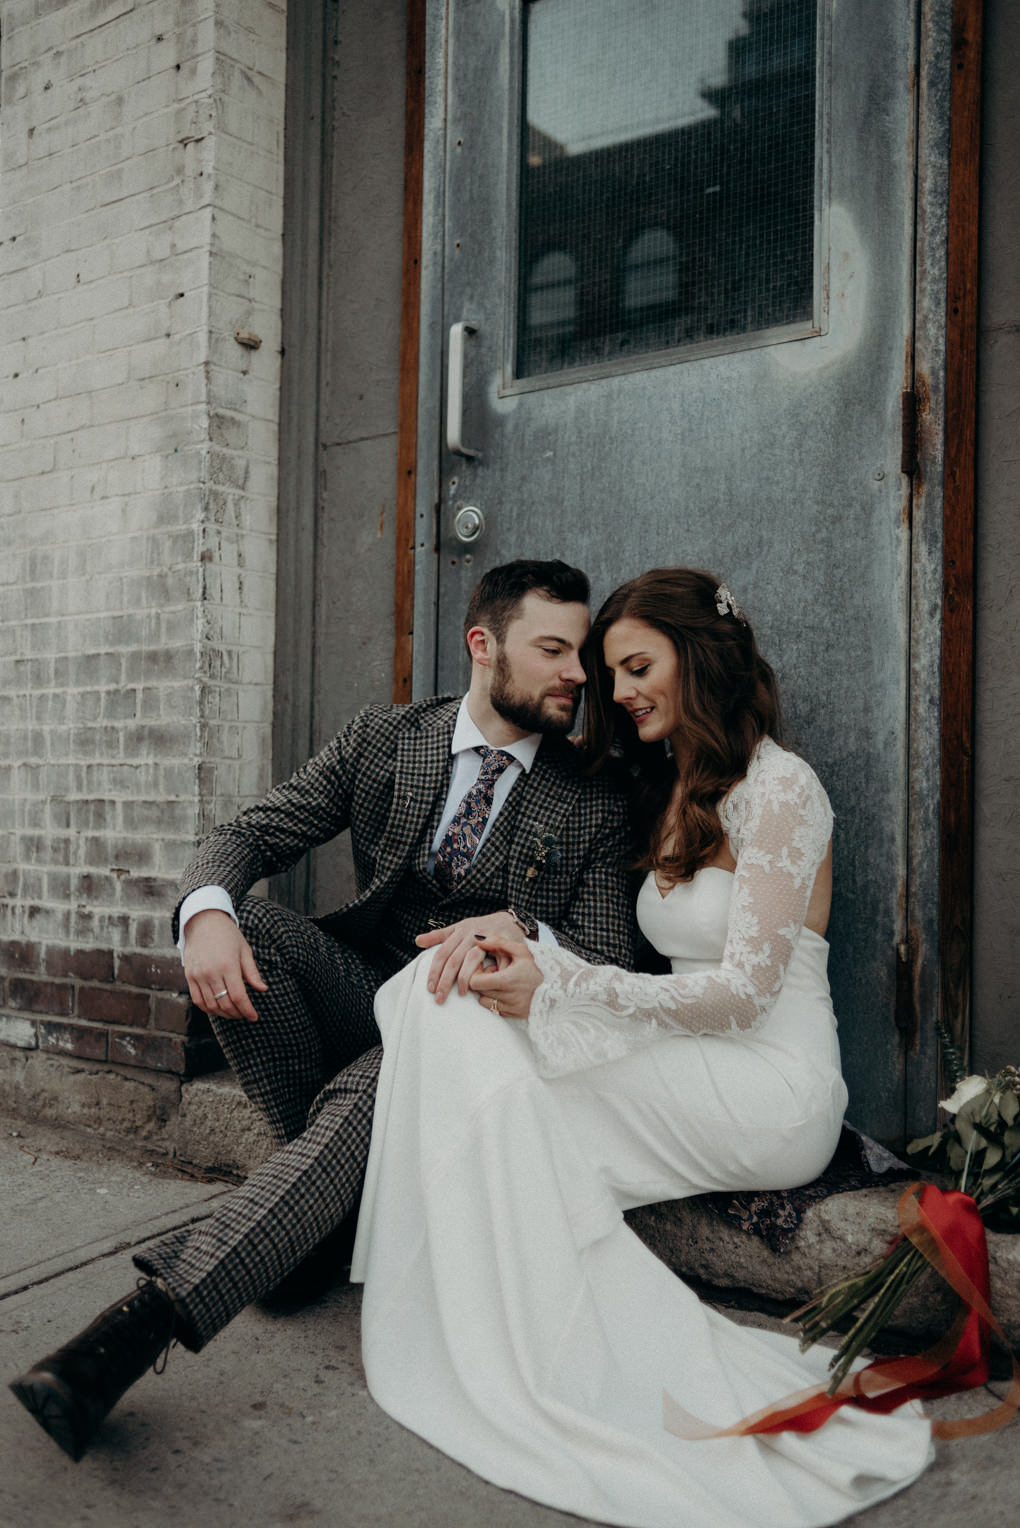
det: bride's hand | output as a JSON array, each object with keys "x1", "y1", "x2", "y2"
[{"x1": 468, "y1": 935, "x2": 543, "y2": 1020}]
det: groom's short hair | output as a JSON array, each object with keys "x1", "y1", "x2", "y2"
[{"x1": 463, "y1": 560, "x2": 590, "y2": 646}]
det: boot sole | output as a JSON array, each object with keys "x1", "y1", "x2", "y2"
[{"x1": 10, "y1": 1371, "x2": 92, "y2": 1462}]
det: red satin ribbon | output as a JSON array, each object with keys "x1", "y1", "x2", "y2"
[{"x1": 663, "y1": 1183, "x2": 1020, "y2": 1442}]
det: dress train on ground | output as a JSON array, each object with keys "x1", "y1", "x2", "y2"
[{"x1": 351, "y1": 955, "x2": 933, "y2": 1528}]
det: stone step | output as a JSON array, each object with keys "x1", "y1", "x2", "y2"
[
  {"x1": 627, "y1": 1193, "x2": 1020, "y2": 1352},
  {"x1": 178, "y1": 1070, "x2": 1019, "y2": 1353},
  {"x1": 5, "y1": 1056, "x2": 1017, "y2": 1355}
]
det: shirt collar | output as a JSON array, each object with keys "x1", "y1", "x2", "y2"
[{"x1": 451, "y1": 695, "x2": 542, "y2": 773}]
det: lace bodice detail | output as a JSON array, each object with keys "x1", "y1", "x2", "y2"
[{"x1": 527, "y1": 738, "x2": 833, "y2": 1077}]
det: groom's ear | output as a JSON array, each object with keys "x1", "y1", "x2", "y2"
[{"x1": 466, "y1": 624, "x2": 494, "y2": 667}]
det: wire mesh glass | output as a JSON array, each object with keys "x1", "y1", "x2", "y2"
[{"x1": 515, "y1": 0, "x2": 820, "y2": 380}]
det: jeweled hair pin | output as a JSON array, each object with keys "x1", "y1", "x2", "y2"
[{"x1": 714, "y1": 584, "x2": 745, "y2": 623}]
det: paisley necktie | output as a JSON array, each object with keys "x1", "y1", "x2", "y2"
[{"x1": 433, "y1": 747, "x2": 517, "y2": 890}]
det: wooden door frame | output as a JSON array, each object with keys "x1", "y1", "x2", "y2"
[
  {"x1": 391, "y1": 0, "x2": 982, "y2": 1123},
  {"x1": 392, "y1": 0, "x2": 427, "y2": 703}
]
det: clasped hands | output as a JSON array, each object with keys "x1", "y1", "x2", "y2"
[
  {"x1": 415, "y1": 912, "x2": 543, "y2": 1020},
  {"x1": 183, "y1": 907, "x2": 543, "y2": 1024}
]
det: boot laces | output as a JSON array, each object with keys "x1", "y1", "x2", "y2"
[
  {"x1": 92, "y1": 1278, "x2": 180, "y2": 1377},
  {"x1": 142, "y1": 1277, "x2": 180, "y2": 1374}
]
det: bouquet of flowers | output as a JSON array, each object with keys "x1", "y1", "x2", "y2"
[{"x1": 792, "y1": 1062, "x2": 1020, "y2": 1396}]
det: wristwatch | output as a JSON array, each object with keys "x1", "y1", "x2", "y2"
[{"x1": 507, "y1": 906, "x2": 539, "y2": 941}]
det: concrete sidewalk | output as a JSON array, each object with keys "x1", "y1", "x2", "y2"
[{"x1": 0, "y1": 1117, "x2": 1016, "y2": 1528}]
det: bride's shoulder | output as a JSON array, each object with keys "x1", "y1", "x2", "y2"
[
  {"x1": 749, "y1": 736, "x2": 825, "y2": 790},
  {"x1": 721, "y1": 738, "x2": 832, "y2": 835}
]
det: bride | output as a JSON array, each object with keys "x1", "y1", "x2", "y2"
[{"x1": 351, "y1": 568, "x2": 933, "y2": 1528}]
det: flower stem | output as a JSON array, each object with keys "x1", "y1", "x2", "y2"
[
  {"x1": 795, "y1": 1241, "x2": 911, "y2": 1344},
  {"x1": 823, "y1": 1246, "x2": 927, "y2": 1394},
  {"x1": 978, "y1": 1154, "x2": 1020, "y2": 1211}
]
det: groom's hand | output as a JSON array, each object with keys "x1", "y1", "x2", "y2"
[
  {"x1": 415, "y1": 912, "x2": 525, "y2": 1003},
  {"x1": 182, "y1": 909, "x2": 267, "y2": 1022}
]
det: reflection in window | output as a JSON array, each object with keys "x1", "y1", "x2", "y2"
[
  {"x1": 523, "y1": 249, "x2": 578, "y2": 372},
  {"x1": 623, "y1": 229, "x2": 679, "y2": 312},
  {"x1": 515, "y1": 0, "x2": 820, "y2": 380},
  {"x1": 527, "y1": 250, "x2": 578, "y2": 333}
]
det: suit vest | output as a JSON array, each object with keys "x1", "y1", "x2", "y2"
[{"x1": 361, "y1": 779, "x2": 527, "y2": 977}]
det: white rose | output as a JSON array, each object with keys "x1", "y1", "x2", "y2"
[{"x1": 939, "y1": 1074, "x2": 987, "y2": 1114}]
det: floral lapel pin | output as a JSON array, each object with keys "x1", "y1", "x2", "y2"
[{"x1": 525, "y1": 829, "x2": 561, "y2": 882}]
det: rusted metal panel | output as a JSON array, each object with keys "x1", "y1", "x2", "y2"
[
  {"x1": 901, "y1": 389, "x2": 919, "y2": 477},
  {"x1": 971, "y1": 0, "x2": 1020, "y2": 1079},
  {"x1": 938, "y1": 0, "x2": 982, "y2": 1097},
  {"x1": 907, "y1": 0, "x2": 955, "y2": 1137}
]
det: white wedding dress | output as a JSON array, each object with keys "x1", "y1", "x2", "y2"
[{"x1": 351, "y1": 741, "x2": 933, "y2": 1527}]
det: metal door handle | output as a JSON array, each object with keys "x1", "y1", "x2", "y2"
[{"x1": 447, "y1": 321, "x2": 480, "y2": 458}]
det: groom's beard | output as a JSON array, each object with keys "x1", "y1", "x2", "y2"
[{"x1": 490, "y1": 650, "x2": 581, "y2": 736}]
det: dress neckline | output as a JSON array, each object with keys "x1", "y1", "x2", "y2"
[{"x1": 650, "y1": 865, "x2": 735, "y2": 901}]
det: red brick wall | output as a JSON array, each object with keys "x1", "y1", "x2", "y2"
[
  {"x1": 0, "y1": 940, "x2": 221, "y2": 1077},
  {"x1": 0, "y1": 0, "x2": 285, "y2": 1091}
]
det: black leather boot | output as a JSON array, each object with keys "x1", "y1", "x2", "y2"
[{"x1": 9, "y1": 1279, "x2": 186, "y2": 1461}]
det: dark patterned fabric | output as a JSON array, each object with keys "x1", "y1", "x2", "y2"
[
  {"x1": 196, "y1": 698, "x2": 637, "y2": 1149},
  {"x1": 705, "y1": 1126, "x2": 916, "y2": 1253},
  {"x1": 434, "y1": 748, "x2": 517, "y2": 890},
  {"x1": 136, "y1": 1048, "x2": 382, "y2": 1348},
  {"x1": 145, "y1": 697, "x2": 638, "y2": 1347},
  {"x1": 212, "y1": 897, "x2": 386, "y2": 1143},
  {"x1": 175, "y1": 697, "x2": 638, "y2": 971}
]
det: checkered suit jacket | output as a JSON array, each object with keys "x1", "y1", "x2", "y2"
[{"x1": 175, "y1": 696, "x2": 637, "y2": 970}]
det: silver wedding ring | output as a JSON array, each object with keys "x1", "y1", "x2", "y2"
[
  {"x1": 486, "y1": 997, "x2": 500, "y2": 1015},
  {"x1": 213, "y1": 988, "x2": 228, "y2": 1000}
]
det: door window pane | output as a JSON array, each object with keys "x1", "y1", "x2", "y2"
[
  {"x1": 515, "y1": 0, "x2": 820, "y2": 380},
  {"x1": 524, "y1": 250, "x2": 579, "y2": 368},
  {"x1": 623, "y1": 228, "x2": 680, "y2": 312}
]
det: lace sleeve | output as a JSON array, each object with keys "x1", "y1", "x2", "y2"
[{"x1": 525, "y1": 745, "x2": 833, "y2": 1077}]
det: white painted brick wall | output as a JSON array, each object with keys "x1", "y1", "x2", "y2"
[{"x1": 0, "y1": 0, "x2": 287, "y2": 1071}]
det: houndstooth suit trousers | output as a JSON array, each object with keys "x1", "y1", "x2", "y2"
[
  {"x1": 136, "y1": 698, "x2": 637, "y2": 1352},
  {"x1": 135, "y1": 899, "x2": 417, "y2": 1345},
  {"x1": 136, "y1": 1045, "x2": 382, "y2": 1347},
  {"x1": 210, "y1": 895, "x2": 391, "y2": 1144}
]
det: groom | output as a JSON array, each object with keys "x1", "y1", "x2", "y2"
[{"x1": 11, "y1": 558, "x2": 637, "y2": 1461}]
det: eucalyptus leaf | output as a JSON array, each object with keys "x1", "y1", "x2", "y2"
[
  {"x1": 958, "y1": 1095, "x2": 996, "y2": 1132},
  {"x1": 956, "y1": 1099, "x2": 980, "y2": 1128},
  {"x1": 988, "y1": 1096, "x2": 1011, "y2": 1129}
]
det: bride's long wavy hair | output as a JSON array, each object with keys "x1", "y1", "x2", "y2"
[{"x1": 582, "y1": 568, "x2": 783, "y2": 886}]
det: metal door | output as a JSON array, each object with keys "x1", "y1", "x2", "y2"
[{"x1": 414, "y1": 0, "x2": 932, "y2": 1140}]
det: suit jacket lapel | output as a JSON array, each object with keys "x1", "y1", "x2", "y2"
[{"x1": 373, "y1": 702, "x2": 457, "y2": 880}]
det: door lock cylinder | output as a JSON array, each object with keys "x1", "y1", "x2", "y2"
[{"x1": 453, "y1": 505, "x2": 485, "y2": 543}]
